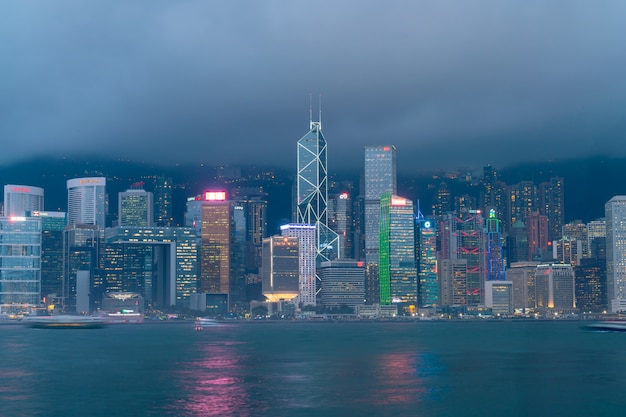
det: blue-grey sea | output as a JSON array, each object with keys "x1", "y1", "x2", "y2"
[{"x1": 1, "y1": 320, "x2": 625, "y2": 417}]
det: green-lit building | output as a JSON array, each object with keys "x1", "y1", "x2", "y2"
[{"x1": 379, "y1": 193, "x2": 417, "y2": 311}]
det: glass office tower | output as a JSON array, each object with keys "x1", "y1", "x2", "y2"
[
  {"x1": 364, "y1": 145, "x2": 396, "y2": 304},
  {"x1": 379, "y1": 194, "x2": 417, "y2": 309},
  {"x1": 0, "y1": 216, "x2": 41, "y2": 314}
]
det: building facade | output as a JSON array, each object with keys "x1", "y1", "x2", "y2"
[
  {"x1": 3, "y1": 185, "x2": 44, "y2": 216},
  {"x1": 364, "y1": 145, "x2": 396, "y2": 304},
  {"x1": 67, "y1": 177, "x2": 107, "y2": 228}
]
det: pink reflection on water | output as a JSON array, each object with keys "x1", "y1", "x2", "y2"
[
  {"x1": 371, "y1": 352, "x2": 430, "y2": 406},
  {"x1": 173, "y1": 341, "x2": 254, "y2": 417}
]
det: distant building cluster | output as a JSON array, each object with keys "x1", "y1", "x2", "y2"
[{"x1": 0, "y1": 119, "x2": 622, "y2": 319}]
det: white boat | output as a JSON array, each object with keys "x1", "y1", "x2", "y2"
[
  {"x1": 586, "y1": 320, "x2": 626, "y2": 332},
  {"x1": 194, "y1": 317, "x2": 221, "y2": 330},
  {"x1": 23, "y1": 315, "x2": 106, "y2": 329}
]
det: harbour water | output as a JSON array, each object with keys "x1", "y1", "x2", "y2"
[{"x1": 1, "y1": 320, "x2": 625, "y2": 417}]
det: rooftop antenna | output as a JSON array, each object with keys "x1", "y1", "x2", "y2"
[
  {"x1": 318, "y1": 94, "x2": 322, "y2": 130},
  {"x1": 416, "y1": 199, "x2": 425, "y2": 220},
  {"x1": 309, "y1": 93, "x2": 313, "y2": 129}
]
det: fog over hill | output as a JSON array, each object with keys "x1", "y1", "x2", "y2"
[{"x1": 0, "y1": 155, "x2": 622, "y2": 228}]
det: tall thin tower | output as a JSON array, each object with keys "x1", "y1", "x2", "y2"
[
  {"x1": 364, "y1": 145, "x2": 397, "y2": 304},
  {"x1": 296, "y1": 100, "x2": 340, "y2": 263}
]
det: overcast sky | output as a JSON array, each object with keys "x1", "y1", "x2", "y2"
[{"x1": 2, "y1": 1, "x2": 626, "y2": 174}]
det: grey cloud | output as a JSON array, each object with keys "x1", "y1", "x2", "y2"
[{"x1": 2, "y1": 1, "x2": 626, "y2": 173}]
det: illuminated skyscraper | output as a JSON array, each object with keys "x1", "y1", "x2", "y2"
[
  {"x1": 3, "y1": 185, "x2": 44, "y2": 216},
  {"x1": 539, "y1": 177, "x2": 564, "y2": 242},
  {"x1": 486, "y1": 209, "x2": 506, "y2": 281},
  {"x1": 527, "y1": 211, "x2": 549, "y2": 260},
  {"x1": 200, "y1": 191, "x2": 231, "y2": 295},
  {"x1": 0, "y1": 216, "x2": 41, "y2": 315},
  {"x1": 507, "y1": 181, "x2": 537, "y2": 228},
  {"x1": 328, "y1": 191, "x2": 353, "y2": 259},
  {"x1": 318, "y1": 260, "x2": 365, "y2": 310},
  {"x1": 379, "y1": 194, "x2": 417, "y2": 310},
  {"x1": 34, "y1": 211, "x2": 67, "y2": 300},
  {"x1": 535, "y1": 264, "x2": 575, "y2": 313},
  {"x1": 105, "y1": 226, "x2": 198, "y2": 308},
  {"x1": 364, "y1": 145, "x2": 396, "y2": 304},
  {"x1": 587, "y1": 219, "x2": 606, "y2": 259},
  {"x1": 575, "y1": 258, "x2": 607, "y2": 313},
  {"x1": 296, "y1": 115, "x2": 339, "y2": 263},
  {"x1": 417, "y1": 216, "x2": 438, "y2": 307},
  {"x1": 67, "y1": 177, "x2": 107, "y2": 228},
  {"x1": 281, "y1": 224, "x2": 317, "y2": 306},
  {"x1": 261, "y1": 236, "x2": 299, "y2": 302},
  {"x1": 605, "y1": 196, "x2": 626, "y2": 312},
  {"x1": 118, "y1": 189, "x2": 153, "y2": 227},
  {"x1": 455, "y1": 210, "x2": 486, "y2": 306}
]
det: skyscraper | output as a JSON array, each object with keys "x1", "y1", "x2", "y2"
[
  {"x1": 3, "y1": 185, "x2": 44, "y2": 216},
  {"x1": 364, "y1": 145, "x2": 396, "y2": 304},
  {"x1": 118, "y1": 189, "x2": 153, "y2": 227},
  {"x1": 67, "y1": 177, "x2": 107, "y2": 228},
  {"x1": 378, "y1": 194, "x2": 417, "y2": 310},
  {"x1": 417, "y1": 217, "x2": 438, "y2": 307},
  {"x1": 535, "y1": 264, "x2": 575, "y2": 313},
  {"x1": 261, "y1": 236, "x2": 299, "y2": 303},
  {"x1": 486, "y1": 209, "x2": 506, "y2": 281},
  {"x1": 318, "y1": 260, "x2": 365, "y2": 310},
  {"x1": 200, "y1": 191, "x2": 231, "y2": 295},
  {"x1": 34, "y1": 211, "x2": 67, "y2": 301},
  {"x1": 605, "y1": 196, "x2": 626, "y2": 312},
  {"x1": 0, "y1": 216, "x2": 41, "y2": 315},
  {"x1": 281, "y1": 224, "x2": 317, "y2": 306},
  {"x1": 105, "y1": 226, "x2": 198, "y2": 308},
  {"x1": 539, "y1": 177, "x2": 564, "y2": 242},
  {"x1": 296, "y1": 115, "x2": 339, "y2": 263}
]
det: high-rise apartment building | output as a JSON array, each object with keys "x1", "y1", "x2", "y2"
[
  {"x1": 118, "y1": 189, "x2": 153, "y2": 227},
  {"x1": 527, "y1": 211, "x2": 549, "y2": 260},
  {"x1": 261, "y1": 236, "x2": 299, "y2": 303},
  {"x1": 3, "y1": 185, "x2": 44, "y2": 216},
  {"x1": 605, "y1": 196, "x2": 626, "y2": 312},
  {"x1": 552, "y1": 238, "x2": 582, "y2": 268},
  {"x1": 67, "y1": 177, "x2": 107, "y2": 228},
  {"x1": 562, "y1": 220, "x2": 588, "y2": 257},
  {"x1": 0, "y1": 216, "x2": 41, "y2": 315},
  {"x1": 539, "y1": 177, "x2": 564, "y2": 242},
  {"x1": 364, "y1": 145, "x2": 396, "y2": 304},
  {"x1": 379, "y1": 194, "x2": 417, "y2": 309},
  {"x1": 281, "y1": 224, "x2": 317, "y2": 306}
]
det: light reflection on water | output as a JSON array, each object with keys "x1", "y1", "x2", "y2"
[
  {"x1": 169, "y1": 324, "x2": 445, "y2": 416},
  {"x1": 173, "y1": 340, "x2": 257, "y2": 417}
]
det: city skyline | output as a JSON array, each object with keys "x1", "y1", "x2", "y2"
[{"x1": 3, "y1": 2, "x2": 626, "y2": 172}]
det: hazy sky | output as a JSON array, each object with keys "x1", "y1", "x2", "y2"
[{"x1": 2, "y1": 1, "x2": 626, "y2": 173}]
